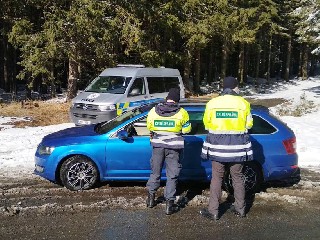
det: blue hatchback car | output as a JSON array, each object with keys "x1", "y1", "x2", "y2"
[{"x1": 34, "y1": 100, "x2": 300, "y2": 193}]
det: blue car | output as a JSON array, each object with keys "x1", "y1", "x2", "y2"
[{"x1": 34, "y1": 100, "x2": 300, "y2": 193}]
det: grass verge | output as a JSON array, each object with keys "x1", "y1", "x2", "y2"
[{"x1": 0, "y1": 101, "x2": 71, "y2": 127}]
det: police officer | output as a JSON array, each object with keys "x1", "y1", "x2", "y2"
[
  {"x1": 146, "y1": 88, "x2": 191, "y2": 215},
  {"x1": 200, "y1": 76, "x2": 253, "y2": 220}
]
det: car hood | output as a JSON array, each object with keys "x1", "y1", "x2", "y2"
[
  {"x1": 72, "y1": 92, "x2": 123, "y2": 105},
  {"x1": 41, "y1": 125, "x2": 100, "y2": 146}
]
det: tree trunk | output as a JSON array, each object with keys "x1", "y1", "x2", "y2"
[
  {"x1": 0, "y1": 27, "x2": 4, "y2": 90},
  {"x1": 3, "y1": 35, "x2": 9, "y2": 92},
  {"x1": 254, "y1": 44, "x2": 261, "y2": 85},
  {"x1": 50, "y1": 60, "x2": 56, "y2": 98},
  {"x1": 207, "y1": 42, "x2": 214, "y2": 85},
  {"x1": 266, "y1": 35, "x2": 272, "y2": 83},
  {"x1": 309, "y1": 55, "x2": 316, "y2": 76},
  {"x1": 299, "y1": 45, "x2": 303, "y2": 78},
  {"x1": 260, "y1": 34, "x2": 267, "y2": 79},
  {"x1": 9, "y1": 47, "x2": 16, "y2": 93},
  {"x1": 238, "y1": 43, "x2": 245, "y2": 85},
  {"x1": 66, "y1": 56, "x2": 79, "y2": 100},
  {"x1": 182, "y1": 50, "x2": 192, "y2": 93},
  {"x1": 284, "y1": 35, "x2": 292, "y2": 82},
  {"x1": 221, "y1": 43, "x2": 228, "y2": 88},
  {"x1": 194, "y1": 48, "x2": 200, "y2": 93},
  {"x1": 301, "y1": 44, "x2": 308, "y2": 80}
]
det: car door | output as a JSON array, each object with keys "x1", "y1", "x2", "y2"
[
  {"x1": 120, "y1": 77, "x2": 149, "y2": 112},
  {"x1": 180, "y1": 111, "x2": 212, "y2": 181},
  {"x1": 104, "y1": 117, "x2": 154, "y2": 180}
]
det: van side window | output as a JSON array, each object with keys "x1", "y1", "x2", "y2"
[
  {"x1": 128, "y1": 78, "x2": 145, "y2": 96},
  {"x1": 147, "y1": 77, "x2": 180, "y2": 94}
]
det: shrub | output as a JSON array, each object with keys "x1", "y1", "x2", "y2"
[{"x1": 275, "y1": 92, "x2": 317, "y2": 117}]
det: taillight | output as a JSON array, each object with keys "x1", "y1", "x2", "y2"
[{"x1": 283, "y1": 137, "x2": 296, "y2": 154}]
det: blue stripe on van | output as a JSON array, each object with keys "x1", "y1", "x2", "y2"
[{"x1": 117, "y1": 98, "x2": 164, "y2": 115}]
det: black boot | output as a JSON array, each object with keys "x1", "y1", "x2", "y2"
[
  {"x1": 165, "y1": 200, "x2": 176, "y2": 215},
  {"x1": 146, "y1": 193, "x2": 156, "y2": 208}
]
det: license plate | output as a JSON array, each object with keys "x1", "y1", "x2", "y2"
[{"x1": 78, "y1": 120, "x2": 91, "y2": 125}]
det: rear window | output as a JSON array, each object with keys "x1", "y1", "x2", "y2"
[
  {"x1": 147, "y1": 77, "x2": 180, "y2": 94},
  {"x1": 186, "y1": 112, "x2": 277, "y2": 135},
  {"x1": 248, "y1": 115, "x2": 277, "y2": 134}
]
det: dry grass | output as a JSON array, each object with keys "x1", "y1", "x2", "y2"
[{"x1": 0, "y1": 101, "x2": 71, "y2": 127}]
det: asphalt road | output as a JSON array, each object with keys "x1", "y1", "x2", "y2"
[{"x1": 1, "y1": 168, "x2": 320, "y2": 240}]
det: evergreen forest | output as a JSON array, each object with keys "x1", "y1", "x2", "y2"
[{"x1": 1, "y1": 0, "x2": 320, "y2": 100}]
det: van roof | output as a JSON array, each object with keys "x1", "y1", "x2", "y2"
[{"x1": 99, "y1": 66, "x2": 181, "y2": 77}]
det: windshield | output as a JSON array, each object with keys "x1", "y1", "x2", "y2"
[
  {"x1": 85, "y1": 76, "x2": 132, "y2": 94},
  {"x1": 95, "y1": 104, "x2": 156, "y2": 134}
]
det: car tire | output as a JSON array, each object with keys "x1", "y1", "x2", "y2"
[
  {"x1": 60, "y1": 155, "x2": 99, "y2": 191},
  {"x1": 223, "y1": 161, "x2": 263, "y2": 195}
]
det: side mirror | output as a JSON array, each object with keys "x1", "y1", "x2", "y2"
[{"x1": 117, "y1": 129, "x2": 129, "y2": 140}]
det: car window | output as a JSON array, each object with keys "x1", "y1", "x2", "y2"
[
  {"x1": 187, "y1": 111, "x2": 207, "y2": 135},
  {"x1": 147, "y1": 77, "x2": 180, "y2": 94},
  {"x1": 128, "y1": 77, "x2": 145, "y2": 96},
  {"x1": 126, "y1": 111, "x2": 207, "y2": 137},
  {"x1": 186, "y1": 112, "x2": 277, "y2": 135},
  {"x1": 95, "y1": 106, "x2": 151, "y2": 134},
  {"x1": 85, "y1": 76, "x2": 131, "y2": 94},
  {"x1": 129, "y1": 117, "x2": 149, "y2": 136},
  {"x1": 105, "y1": 110, "x2": 277, "y2": 137},
  {"x1": 248, "y1": 115, "x2": 277, "y2": 134}
]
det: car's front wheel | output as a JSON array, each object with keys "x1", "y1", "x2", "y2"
[
  {"x1": 223, "y1": 161, "x2": 263, "y2": 195},
  {"x1": 60, "y1": 155, "x2": 99, "y2": 191}
]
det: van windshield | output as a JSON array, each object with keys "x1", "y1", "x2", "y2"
[{"x1": 85, "y1": 76, "x2": 132, "y2": 94}]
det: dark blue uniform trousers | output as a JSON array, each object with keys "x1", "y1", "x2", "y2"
[{"x1": 146, "y1": 147, "x2": 181, "y2": 201}]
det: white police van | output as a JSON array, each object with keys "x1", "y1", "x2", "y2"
[{"x1": 70, "y1": 64, "x2": 186, "y2": 125}]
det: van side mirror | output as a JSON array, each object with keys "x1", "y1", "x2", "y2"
[{"x1": 117, "y1": 130, "x2": 129, "y2": 140}]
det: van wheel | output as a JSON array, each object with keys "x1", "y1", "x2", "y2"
[
  {"x1": 223, "y1": 161, "x2": 262, "y2": 195},
  {"x1": 60, "y1": 155, "x2": 99, "y2": 191}
]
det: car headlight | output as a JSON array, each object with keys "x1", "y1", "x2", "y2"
[
  {"x1": 38, "y1": 145, "x2": 55, "y2": 155},
  {"x1": 98, "y1": 104, "x2": 116, "y2": 111}
]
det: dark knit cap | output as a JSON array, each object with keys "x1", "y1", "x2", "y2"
[
  {"x1": 223, "y1": 76, "x2": 238, "y2": 90},
  {"x1": 166, "y1": 88, "x2": 180, "y2": 102}
]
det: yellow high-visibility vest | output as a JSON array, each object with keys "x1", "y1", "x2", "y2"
[
  {"x1": 147, "y1": 107, "x2": 191, "y2": 134},
  {"x1": 203, "y1": 95, "x2": 253, "y2": 133}
]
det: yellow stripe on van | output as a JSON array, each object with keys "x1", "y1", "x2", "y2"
[
  {"x1": 116, "y1": 103, "x2": 122, "y2": 115},
  {"x1": 116, "y1": 102, "x2": 130, "y2": 115}
]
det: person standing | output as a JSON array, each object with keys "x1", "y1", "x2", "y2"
[
  {"x1": 200, "y1": 76, "x2": 253, "y2": 221},
  {"x1": 146, "y1": 88, "x2": 191, "y2": 215}
]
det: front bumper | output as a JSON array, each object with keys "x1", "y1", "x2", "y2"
[
  {"x1": 69, "y1": 107, "x2": 117, "y2": 126},
  {"x1": 34, "y1": 154, "x2": 56, "y2": 182}
]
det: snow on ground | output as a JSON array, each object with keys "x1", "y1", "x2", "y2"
[
  {"x1": 0, "y1": 77, "x2": 320, "y2": 179},
  {"x1": 250, "y1": 77, "x2": 320, "y2": 172},
  {"x1": 0, "y1": 119, "x2": 74, "y2": 178}
]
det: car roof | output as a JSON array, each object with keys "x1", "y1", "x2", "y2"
[
  {"x1": 180, "y1": 98, "x2": 269, "y2": 111},
  {"x1": 138, "y1": 98, "x2": 270, "y2": 114},
  {"x1": 100, "y1": 66, "x2": 180, "y2": 77}
]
